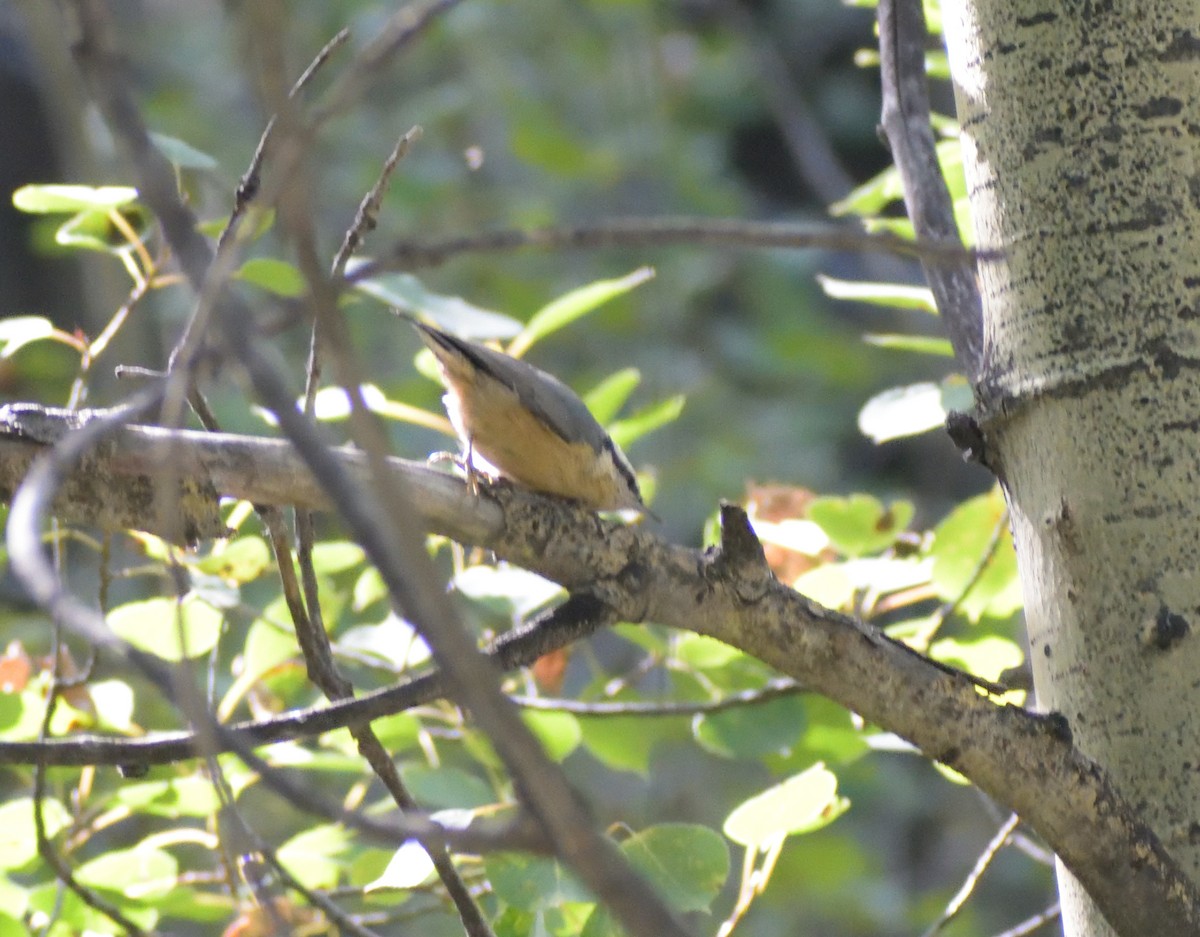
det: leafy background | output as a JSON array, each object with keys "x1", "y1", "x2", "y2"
[{"x1": 0, "y1": 1, "x2": 1050, "y2": 936}]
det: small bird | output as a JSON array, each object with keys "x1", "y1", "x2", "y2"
[{"x1": 410, "y1": 319, "x2": 650, "y2": 513}]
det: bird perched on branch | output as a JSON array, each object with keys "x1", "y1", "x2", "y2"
[{"x1": 409, "y1": 318, "x2": 650, "y2": 514}]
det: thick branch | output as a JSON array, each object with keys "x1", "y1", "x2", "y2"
[{"x1": 0, "y1": 409, "x2": 1195, "y2": 935}]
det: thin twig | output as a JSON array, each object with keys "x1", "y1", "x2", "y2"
[
  {"x1": 514, "y1": 679, "x2": 805, "y2": 716},
  {"x1": 332, "y1": 126, "x2": 423, "y2": 278},
  {"x1": 911, "y1": 504, "x2": 1010, "y2": 648},
  {"x1": 0, "y1": 594, "x2": 615, "y2": 768},
  {"x1": 350, "y1": 216, "x2": 980, "y2": 279},
  {"x1": 226, "y1": 27, "x2": 350, "y2": 233},
  {"x1": 33, "y1": 628, "x2": 149, "y2": 935},
  {"x1": 992, "y1": 903, "x2": 1061, "y2": 937},
  {"x1": 921, "y1": 813, "x2": 1020, "y2": 937},
  {"x1": 877, "y1": 0, "x2": 984, "y2": 381}
]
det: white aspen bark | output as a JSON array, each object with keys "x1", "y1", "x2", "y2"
[{"x1": 943, "y1": 2, "x2": 1200, "y2": 934}]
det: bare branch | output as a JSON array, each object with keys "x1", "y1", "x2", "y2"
[
  {"x1": 350, "y1": 216, "x2": 979, "y2": 279},
  {"x1": 877, "y1": 0, "x2": 985, "y2": 381},
  {"x1": 0, "y1": 592, "x2": 616, "y2": 768}
]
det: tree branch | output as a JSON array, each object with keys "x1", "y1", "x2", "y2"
[
  {"x1": 877, "y1": 0, "x2": 985, "y2": 382},
  {"x1": 2, "y1": 415, "x2": 1193, "y2": 936}
]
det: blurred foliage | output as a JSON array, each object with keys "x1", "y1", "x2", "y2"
[{"x1": 0, "y1": 1, "x2": 1057, "y2": 936}]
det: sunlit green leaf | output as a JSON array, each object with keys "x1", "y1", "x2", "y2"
[
  {"x1": 608, "y1": 395, "x2": 685, "y2": 450},
  {"x1": 0, "y1": 798, "x2": 69, "y2": 870},
  {"x1": 194, "y1": 536, "x2": 271, "y2": 582},
  {"x1": 12, "y1": 184, "x2": 138, "y2": 213},
  {"x1": 584, "y1": 368, "x2": 641, "y2": 425},
  {"x1": 0, "y1": 317, "x2": 57, "y2": 358},
  {"x1": 310, "y1": 541, "x2": 366, "y2": 574},
  {"x1": 278, "y1": 824, "x2": 353, "y2": 891},
  {"x1": 92, "y1": 679, "x2": 135, "y2": 732},
  {"x1": 674, "y1": 634, "x2": 743, "y2": 669},
  {"x1": 56, "y1": 207, "x2": 148, "y2": 252},
  {"x1": 114, "y1": 777, "x2": 220, "y2": 818},
  {"x1": 817, "y1": 276, "x2": 937, "y2": 313},
  {"x1": 236, "y1": 257, "x2": 306, "y2": 297},
  {"x1": 511, "y1": 267, "x2": 655, "y2": 356},
  {"x1": 75, "y1": 845, "x2": 177, "y2": 900},
  {"x1": 862, "y1": 334, "x2": 955, "y2": 356},
  {"x1": 857, "y1": 378, "x2": 973, "y2": 443},
  {"x1": 338, "y1": 614, "x2": 431, "y2": 670},
  {"x1": 808, "y1": 495, "x2": 914, "y2": 557},
  {"x1": 724, "y1": 763, "x2": 848, "y2": 848},
  {"x1": 522, "y1": 710, "x2": 582, "y2": 762},
  {"x1": 107, "y1": 595, "x2": 223, "y2": 661},
  {"x1": 454, "y1": 564, "x2": 564, "y2": 618},
  {"x1": 365, "y1": 842, "x2": 435, "y2": 891},
  {"x1": 930, "y1": 489, "x2": 1023, "y2": 622},
  {"x1": 930, "y1": 634, "x2": 1023, "y2": 683}
]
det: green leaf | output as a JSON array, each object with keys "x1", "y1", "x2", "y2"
[
  {"x1": 400, "y1": 764, "x2": 495, "y2": 809},
  {"x1": 309, "y1": 541, "x2": 367, "y2": 574},
  {"x1": 0, "y1": 317, "x2": 57, "y2": 358},
  {"x1": 0, "y1": 798, "x2": 69, "y2": 870},
  {"x1": 832, "y1": 140, "x2": 959, "y2": 217},
  {"x1": 56, "y1": 207, "x2": 148, "y2": 252},
  {"x1": 694, "y1": 694, "x2": 808, "y2": 760},
  {"x1": 149, "y1": 132, "x2": 219, "y2": 170},
  {"x1": 930, "y1": 635, "x2": 1023, "y2": 683},
  {"x1": 522, "y1": 710, "x2": 582, "y2": 762},
  {"x1": 114, "y1": 776, "x2": 220, "y2": 818},
  {"x1": 579, "y1": 711, "x2": 685, "y2": 775},
  {"x1": 75, "y1": 845, "x2": 177, "y2": 900},
  {"x1": 351, "y1": 266, "x2": 520, "y2": 338},
  {"x1": 240, "y1": 617, "x2": 299, "y2": 685},
  {"x1": 862, "y1": 334, "x2": 955, "y2": 357},
  {"x1": 454, "y1": 563, "x2": 565, "y2": 618},
  {"x1": 353, "y1": 565, "x2": 388, "y2": 611},
  {"x1": 365, "y1": 842, "x2": 435, "y2": 891},
  {"x1": 12, "y1": 184, "x2": 138, "y2": 214},
  {"x1": 724, "y1": 763, "x2": 848, "y2": 848},
  {"x1": 236, "y1": 257, "x2": 306, "y2": 297},
  {"x1": 197, "y1": 206, "x2": 275, "y2": 239},
  {"x1": 817, "y1": 276, "x2": 937, "y2": 313},
  {"x1": 608, "y1": 394, "x2": 685, "y2": 450},
  {"x1": 91, "y1": 679, "x2": 135, "y2": 732},
  {"x1": 194, "y1": 535, "x2": 271, "y2": 582},
  {"x1": 107, "y1": 595, "x2": 223, "y2": 661},
  {"x1": 485, "y1": 853, "x2": 592, "y2": 911},
  {"x1": 339, "y1": 614, "x2": 431, "y2": 669},
  {"x1": 857, "y1": 378, "x2": 973, "y2": 443},
  {"x1": 620, "y1": 824, "x2": 729, "y2": 912},
  {"x1": 807, "y1": 495, "x2": 914, "y2": 557},
  {"x1": 583, "y1": 368, "x2": 641, "y2": 425},
  {"x1": 930, "y1": 489, "x2": 1023, "y2": 621},
  {"x1": 674, "y1": 633, "x2": 743, "y2": 669},
  {"x1": 365, "y1": 712, "x2": 423, "y2": 753},
  {"x1": 29, "y1": 883, "x2": 160, "y2": 932},
  {"x1": 511, "y1": 267, "x2": 655, "y2": 356},
  {"x1": 278, "y1": 824, "x2": 353, "y2": 891}
]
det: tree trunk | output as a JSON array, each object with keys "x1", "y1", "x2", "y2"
[{"x1": 943, "y1": 2, "x2": 1200, "y2": 934}]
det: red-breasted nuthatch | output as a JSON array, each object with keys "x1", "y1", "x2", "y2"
[{"x1": 411, "y1": 320, "x2": 650, "y2": 514}]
